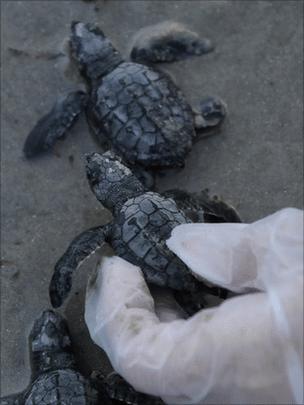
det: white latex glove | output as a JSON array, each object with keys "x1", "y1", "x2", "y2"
[{"x1": 85, "y1": 208, "x2": 303, "y2": 404}]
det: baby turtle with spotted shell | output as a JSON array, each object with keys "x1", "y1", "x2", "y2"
[
  {"x1": 0, "y1": 310, "x2": 163, "y2": 405},
  {"x1": 49, "y1": 152, "x2": 240, "y2": 313},
  {"x1": 24, "y1": 21, "x2": 225, "y2": 179}
]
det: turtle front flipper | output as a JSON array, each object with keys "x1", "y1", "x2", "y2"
[
  {"x1": 23, "y1": 91, "x2": 88, "y2": 158},
  {"x1": 163, "y1": 189, "x2": 241, "y2": 223},
  {"x1": 0, "y1": 394, "x2": 23, "y2": 405},
  {"x1": 130, "y1": 21, "x2": 213, "y2": 64},
  {"x1": 49, "y1": 224, "x2": 112, "y2": 308}
]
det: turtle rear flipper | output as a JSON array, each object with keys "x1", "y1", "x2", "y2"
[
  {"x1": 163, "y1": 188, "x2": 241, "y2": 223},
  {"x1": 193, "y1": 96, "x2": 227, "y2": 131},
  {"x1": 49, "y1": 224, "x2": 112, "y2": 308},
  {"x1": 193, "y1": 189, "x2": 242, "y2": 223},
  {"x1": 174, "y1": 281, "x2": 229, "y2": 316},
  {"x1": 91, "y1": 371, "x2": 164, "y2": 405},
  {"x1": 23, "y1": 91, "x2": 88, "y2": 158}
]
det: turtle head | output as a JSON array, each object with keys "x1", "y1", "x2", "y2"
[
  {"x1": 85, "y1": 152, "x2": 145, "y2": 214},
  {"x1": 30, "y1": 310, "x2": 72, "y2": 353},
  {"x1": 70, "y1": 22, "x2": 123, "y2": 81},
  {"x1": 30, "y1": 310, "x2": 75, "y2": 375}
]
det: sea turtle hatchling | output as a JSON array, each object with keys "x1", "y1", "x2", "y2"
[
  {"x1": 23, "y1": 21, "x2": 226, "y2": 181},
  {"x1": 0, "y1": 310, "x2": 164, "y2": 405},
  {"x1": 49, "y1": 151, "x2": 241, "y2": 313}
]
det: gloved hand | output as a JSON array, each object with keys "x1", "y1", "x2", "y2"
[{"x1": 85, "y1": 208, "x2": 303, "y2": 405}]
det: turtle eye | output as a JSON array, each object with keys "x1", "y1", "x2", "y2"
[
  {"x1": 88, "y1": 172, "x2": 100, "y2": 187},
  {"x1": 45, "y1": 322, "x2": 58, "y2": 338}
]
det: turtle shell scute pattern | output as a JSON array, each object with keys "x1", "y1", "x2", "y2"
[
  {"x1": 111, "y1": 192, "x2": 195, "y2": 291},
  {"x1": 91, "y1": 62, "x2": 194, "y2": 167},
  {"x1": 24, "y1": 369, "x2": 99, "y2": 405}
]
